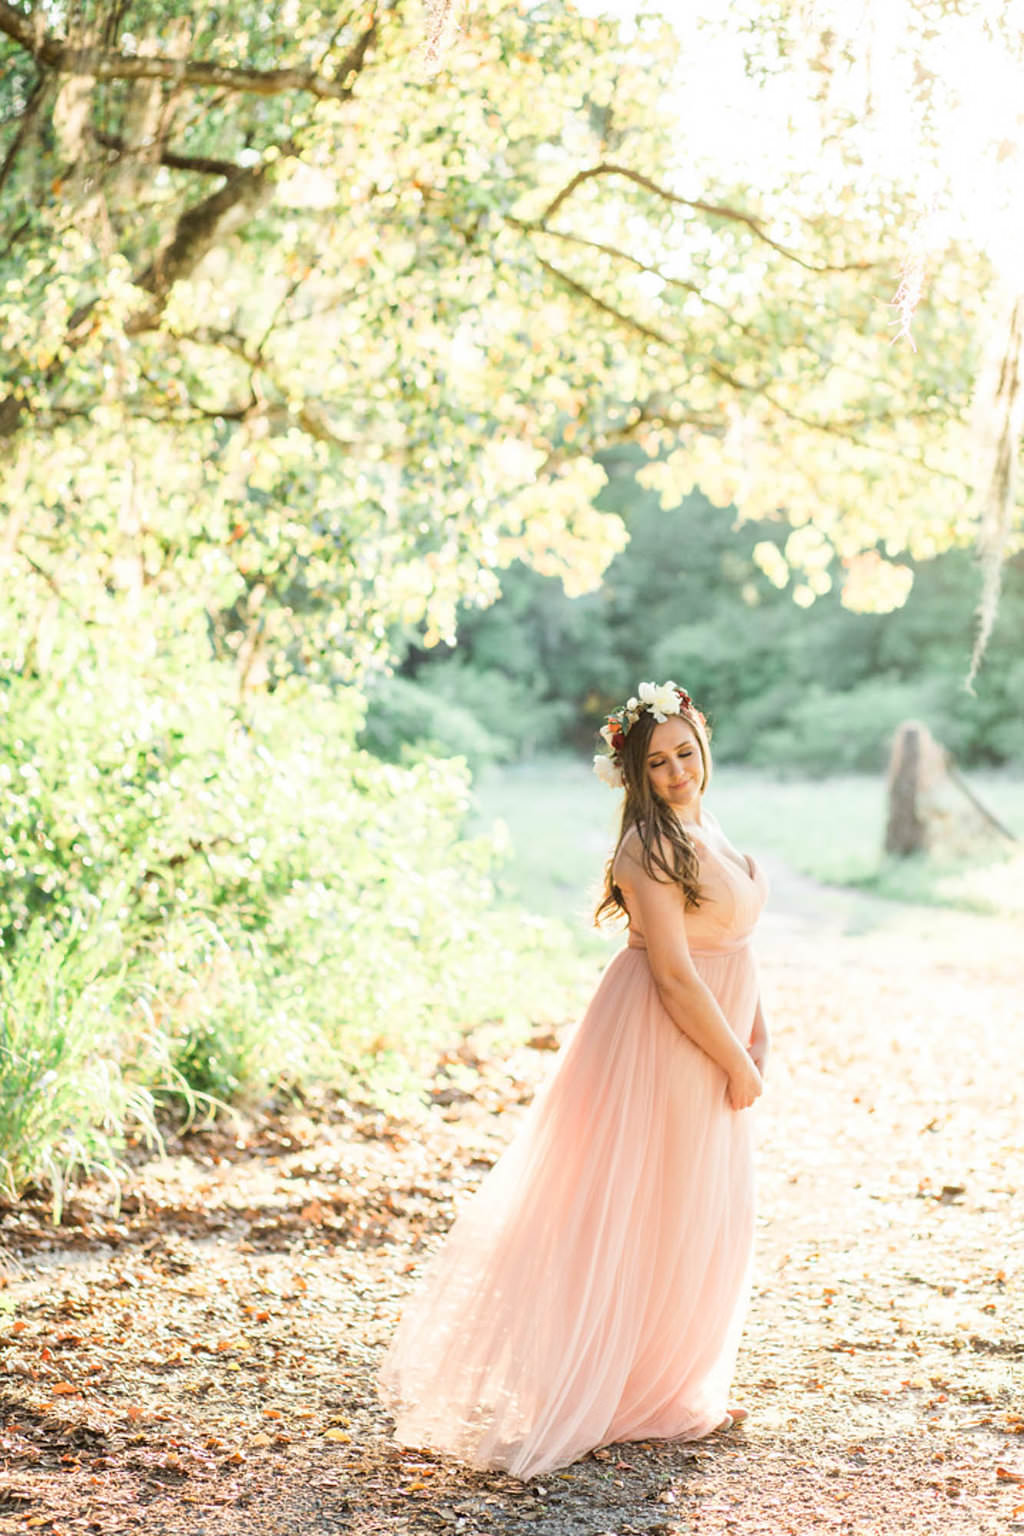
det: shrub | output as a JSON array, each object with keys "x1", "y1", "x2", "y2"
[
  {"x1": 0, "y1": 610, "x2": 584, "y2": 1206},
  {"x1": 357, "y1": 672, "x2": 506, "y2": 767},
  {"x1": 740, "y1": 676, "x2": 944, "y2": 776}
]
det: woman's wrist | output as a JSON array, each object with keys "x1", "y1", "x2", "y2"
[{"x1": 725, "y1": 1038, "x2": 755, "y2": 1077}]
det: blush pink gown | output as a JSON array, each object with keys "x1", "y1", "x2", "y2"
[{"x1": 377, "y1": 815, "x2": 768, "y2": 1480}]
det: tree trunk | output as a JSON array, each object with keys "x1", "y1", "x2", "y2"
[
  {"x1": 885, "y1": 719, "x2": 1017, "y2": 858},
  {"x1": 885, "y1": 722, "x2": 925, "y2": 856}
]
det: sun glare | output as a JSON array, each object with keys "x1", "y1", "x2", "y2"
[{"x1": 576, "y1": 0, "x2": 1024, "y2": 287}]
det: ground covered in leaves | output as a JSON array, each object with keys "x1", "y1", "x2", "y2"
[{"x1": 1, "y1": 863, "x2": 1022, "y2": 1536}]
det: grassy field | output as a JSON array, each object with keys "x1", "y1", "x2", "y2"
[{"x1": 471, "y1": 756, "x2": 1024, "y2": 931}]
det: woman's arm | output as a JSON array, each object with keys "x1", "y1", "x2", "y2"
[{"x1": 617, "y1": 845, "x2": 762, "y2": 1110}]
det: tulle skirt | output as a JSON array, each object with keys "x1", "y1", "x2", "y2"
[{"x1": 376, "y1": 943, "x2": 758, "y2": 1480}]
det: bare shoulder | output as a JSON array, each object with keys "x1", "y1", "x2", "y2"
[{"x1": 613, "y1": 822, "x2": 678, "y2": 883}]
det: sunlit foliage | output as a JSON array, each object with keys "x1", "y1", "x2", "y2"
[{"x1": 1, "y1": 0, "x2": 1005, "y2": 665}]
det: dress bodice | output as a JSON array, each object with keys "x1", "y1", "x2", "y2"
[{"x1": 617, "y1": 816, "x2": 768, "y2": 957}]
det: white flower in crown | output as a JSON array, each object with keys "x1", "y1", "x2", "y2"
[
  {"x1": 593, "y1": 752, "x2": 624, "y2": 788},
  {"x1": 637, "y1": 680, "x2": 683, "y2": 723}
]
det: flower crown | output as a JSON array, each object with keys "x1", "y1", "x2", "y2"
[{"x1": 593, "y1": 681, "x2": 705, "y2": 788}]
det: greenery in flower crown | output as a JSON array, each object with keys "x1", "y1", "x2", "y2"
[{"x1": 593, "y1": 681, "x2": 705, "y2": 787}]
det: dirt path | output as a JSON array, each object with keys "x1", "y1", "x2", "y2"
[{"x1": 1, "y1": 870, "x2": 1022, "y2": 1536}]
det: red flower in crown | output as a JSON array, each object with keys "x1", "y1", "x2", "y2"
[{"x1": 675, "y1": 686, "x2": 706, "y2": 725}]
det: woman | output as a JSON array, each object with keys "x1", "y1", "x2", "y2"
[{"x1": 377, "y1": 681, "x2": 769, "y2": 1479}]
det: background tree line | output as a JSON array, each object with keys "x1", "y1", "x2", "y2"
[{"x1": 365, "y1": 443, "x2": 1024, "y2": 775}]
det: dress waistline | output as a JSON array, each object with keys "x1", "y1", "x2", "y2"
[{"x1": 626, "y1": 934, "x2": 751, "y2": 958}]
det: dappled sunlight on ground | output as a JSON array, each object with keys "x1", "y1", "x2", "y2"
[{"x1": 1, "y1": 849, "x2": 1021, "y2": 1534}]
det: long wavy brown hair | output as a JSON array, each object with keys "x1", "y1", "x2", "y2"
[{"x1": 594, "y1": 706, "x2": 712, "y2": 926}]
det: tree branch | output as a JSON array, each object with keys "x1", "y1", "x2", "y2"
[
  {"x1": 0, "y1": 1, "x2": 383, "y2": 102},
  {"x1": 176, "y1": 325, "x2": 260, "y2": 364},
  {"x1": 516, "y1": 214, "x2": 907, "y2": 377},
  {"x1": 127, "y1": 161, "x2": 274, "y2": 328},
  {"x1": 539, "y1": 162, "x2": 876, "y2": 276},
  {"x1": 0, "y1": 5, "x2": 389, "y2": 437},
  {"x1": 537, "y1": 254, "x2": 967, "y2": 485},
  {"x1": 0, "y1": 2, "x2": 35, "y2": 54},
  {"x1": 18, "y1": 546, "x2": 90, "y2": 621},
  {"x1": 535, "y1": 253, "x2": 672, "y2": 350},
  {"x1": 0, "y1": 69, "x2": 47, "y2": 199},
  {"x1": 536, "y1": 252, "x2": 775, "y2": 388},
  {"x1": 92, "y1": 126, "x2": 240, "y2": 178},
  {"x1": 536, "y1": 401, "x2": 725, "y2": 478},
  {"x1": 510, "y1": 215, "x2": 766, "y2": 344},
  {"x1": 0, "y1": 161, "x2": 277, "y2": 436},
  {"x1": 0, "y1": 214, "x2": 32, "y2": 261}
]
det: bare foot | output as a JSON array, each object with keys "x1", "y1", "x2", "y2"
[{"x1": 713, "y1": 1407, "x2": 749, "y2": 1433}]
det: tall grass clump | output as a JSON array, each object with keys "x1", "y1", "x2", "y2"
[{"x1": 0, "y1": 923, "x2": 164, "y2": 1219}]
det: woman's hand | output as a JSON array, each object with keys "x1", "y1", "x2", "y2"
[{"x1": 727, "y1": 1052, "x2": 763, "y2": 1110}]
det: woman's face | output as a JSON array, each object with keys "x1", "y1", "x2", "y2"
[{"x1": 645, "y1": 716, "x2": 705, "y2": 815}]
